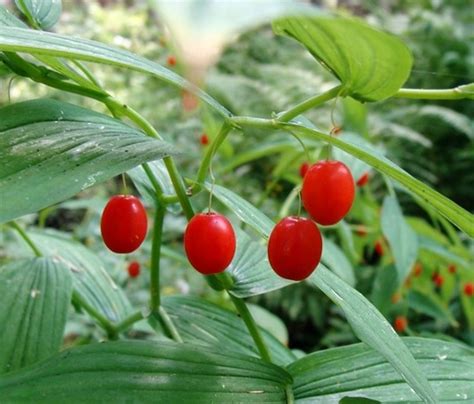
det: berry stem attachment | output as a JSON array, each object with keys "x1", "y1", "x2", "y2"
[{"x1": 229, "y1": 294, "x2": 272, "y2": 363}]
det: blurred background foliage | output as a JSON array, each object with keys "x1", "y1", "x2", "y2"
[{"x1": 0, "y1": 0, "x2": 472, "y2": 351}]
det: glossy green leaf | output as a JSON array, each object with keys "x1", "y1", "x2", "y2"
[
  {"x1": 284, "y1": 122, "x2": 474, "y2": 237},
  {"x1": 381, "y1": 195, "x2": 419, "y2": 286},
  {"x1": 310, "y1": 266, "x2": 437, "y2": 403},
  {"x1": 0, "y1": 257, "x2": 72, "y2": 374},
  {"x1": 27, "y1": 229, "x2": 131, "y2": 322},
  {"x1": 289, "y1": 337, "x2": 473, "y2": 402},
  {"x1": 15, "y1": 0, "x2": 61, "y2": 29},
  {"x1": 273, "y1": 15, "x2": 412, "y2": 101},
  {"x1": 370, "y1": 265, "x2": 398, "y2": 316},
  {"x1": 0, "y1": 99, "x2": 175, "y2": 223},
  {"x1": 247, "y1": 303, "x2": 289, "y2": 346},
  {"x1": 0, "y1": 341, "x2": 292, "y2": 402},
  {"x1": 161, "y1": 295, "x2": 295, "y2": 366},
  {"x1": 0, "y1": 25, "x2": 230, "y2": 117},
  {"x1": 321, "y1": 238, "x2": 355, "y2": 286}
]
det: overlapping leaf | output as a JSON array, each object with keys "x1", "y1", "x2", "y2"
[
  {"x1": 0, "y1": 257, "x2": 72, "y2": 374},
  {"x1": 0, "y1": 341, "x2": 292, "y2": 402},
  {"x1": 0, "y1": 99, "x2": 175, "y2": 223},
  {"x1": 15, "y1": 0, "x2": 62, "y2": 29}
]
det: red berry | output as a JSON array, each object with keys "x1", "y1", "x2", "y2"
[
  {"x1": 302, "y1": 160, "x2": 355, "y2": 225},
  {"x1": 167, "y1": 55, "x2": 177, "y2": 66},
  {"x1": 200, "y1": 134, "x2": 209, "y2": 145},
  {"x1": 448, "y1": 264, "x2": 456, "y2": 274},
  {"x1": 355, "y1": 225, "x2": 368, "y2": 236},
  {"x1": 356, "y1": 172, "x2": 370, "y2": 187},
  {"x1": 433, "y1": 273, "x2": 444, "y2": 287},
  {"x1": 268, "y1": 216, "x2": 323, "y2": 281},
  {"x1": 184, "y1": 212, "x2": 236, "y2": 275},
  {"x1": 127, "y1": 261, "x2": 140, "y2": 278},
  {"x1": 101, "y1": 195, "x2": 148, "y2": 254},
  {"x1": 374, "y1": 240, "x2": 384, "y2": 256},
  {"x1": 464, "y1": 282, "x2": 474, "y2": 297},
  {"x1": 299, "y1": 162, "x2": 310, "y2": 178},
  {"x1": 413, "y1": 262, "x2": 423, "y2": 277},
  {"x1": 394, "y1": 315, "x2": 407, "y2": 333}
]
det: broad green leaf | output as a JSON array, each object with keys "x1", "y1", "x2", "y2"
[
  {"x1": 310, "y1": 266, "x2": 437, "y2": 403},
  {"x1": 370, "y1": 265, "x2": 398, "y2": 316},
  {"x1": 418, "y1": 237, "x2": 470, "y2": 269},
  {"x1": 321, "y1": 238, "x2": 355, "y2": 286},
  {"x1": 407, "y1": 290, "x2": 457, "y2": 326},
  {"x1": 0, "y1": 99, "x2": 175, "y2": 223},
  {"x1": 0, "y1": 340, "x2": 292, "y2": 402},
  {"x1": 283, "y1": 122, "x2": 474, "y2": 237},
  {"x1": 205, "y1": 183, "x2": 274, "y2": 238},
  {"x1": 289, "y1": 337, "x2": 473, "y2": 402},
  {"x1": 0, "y1": 6, "x2": 27, "y2": 28},
  {"x1": 27, "y1": 229, "x2": 131, "y2": 322},
  {"x1": 273, "y1": 15, "x2": 412, "y2": 101},
  {"x1": 247, "y1": 303, "x2": 289, "y2": 346},
  {"x1": 15, "y1": 0, "x2": 61, "y2": 29},
  {"x1": 127, "y1": 160, "x2": 181, "y2": 214},
  {"x1": 0, "y1": 26, "x2": 230, "y2": 117},
  {"x1": 160, "y1": 295, "x2": 295, "y2": 366},
  {"x1": 0, "y1": 257, "x2": 72, "y2": 374},
  {"x1": 381, "y1": 195, "x2": 419, "y2": 286}
]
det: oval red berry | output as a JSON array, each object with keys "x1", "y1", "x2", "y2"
[
  {"x1": 127, "y1": 261, "x2": 141, "y2": 278},
  {"x1": 463, "y1": 282, "x2": 474, "y2": 297},
  {"x1": 302, "y1": 160, "x2": 355, "y2": 225},
  {"x1": 101, "y1": 195, "x2": 148, "y2": 254},
  {"x1": 184, "y1": 212, "x2": 236, "y2": 275},
  {"x1": 356, "y1": 172, "x2": 369, "y2": 187},
  {"x1": 394, "y1": 315, "x2": 407, "y2": 333},
  {"x1": 200, "y1": 134, "x2": 209, "y2": 145},
  {"x1": 299, "y1": 162, "x2": 309, "y2": 178},
  {"x1": 268, "y1": 216, "x2": 323, "y2": 281}
]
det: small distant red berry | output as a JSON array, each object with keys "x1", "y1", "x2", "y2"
[
  {"x1": 299, "y1": 162, "x2": 310, "y2": 178},
  {"x1": 200, "y1": 134, "x2": 209, "y2": 145},
  {"x1": 167, "y1": 55, "x2": 177, "y2": 66},
  {"x1": 355, "y1": 226, "x2": 368, "y2": 236},
  {"x1": 448, "y1": 264, "x2": 456, "y2": 274},
  {"x1": 268, "y1": 216, "x2": 323, "y2": 281},
  {"x1": 356, "y1": 172, "x2": 370, "y2": 187},
  {"x1": 433, "y1": 273, "x2": 444, "y2": 287},
  {"x1": 101, "y1": 195, "x2": 148, "y2": 254},
  {"x1": 374, "y1": 240, "x2": 384, "y2": 256},
  {"x1": 184, "y1": 212, "x2": 236, "y2": 275},
  {"x1": 182, "y1": 89, "x2": 199, "y2": 112},
  {"x1": 127, "y1": 261, "x2": 140, "y2": 278},
  {"x1": 302, "y1": 160, "x2": 355, "y2": 226},
  {"x1": 464, "y1": 282, "x2": 474, "y2": 297},
  {"x1": 413, "y1": 262, "x2": 423, "y2": 277},
  {"x1": 394, "y1": 316, "x2": 407, "y2": 333}
]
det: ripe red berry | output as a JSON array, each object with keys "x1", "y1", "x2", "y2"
[
  {"x1": 448, "y1": 264, "x2": 456, "y2": 274},
  {"x1": 299, "y1": 162, "x2": 309, "y2": 178},
  {"x1": 394, "y1": 315, "x2": 407, "y2": 333},
  {"x1": 268, "y1": 216, "x2": 323, "y2": 281},
  {"x1": 433, "y1": 273, "x2": 444, "y2": 287},
  {"x1": 101, "y1": 195, "x2": 148, "y2": 254},
  {"x1": 464, "y1": 282, "x2": 474, "y2": 297},
  {"x1": 302, "y1": 160, "x2": 355, "y2": 226},
  {"x1": 167, "y1": 55, "x2": 177, "y2": 66},
  {"x1": 413, "y1": 262, "x2": 423, "y2": 277},
  {"x1": 184, "y1": 212, "x2": 236, "y2": 275},
  {"x1": 374, "y1": 240, "x2": 384, "y2": 256},
  {"x1": 127, "y1": 261, "x2": 140, "y2": 278},
  {"x1": 356, "y1": 172, "x2": 370, "y2": 187},
  {"x1": 200, "y1": 134, "x2": 209, "y2": 145}
]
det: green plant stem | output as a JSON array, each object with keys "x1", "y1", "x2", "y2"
[
  {"x1": 150, "y1": 203, "x2": 165, "y2": 313},
  {"x1": 195, "y1": 122, "x2": 232, "y2": 187},
  {"x1": 395, "y1": 87, "x2": 470, "y2": 100},
  {"x1": 158, "y1": 307, "x2": 183, "y2": 343},
  {"x1": 229, "y1": 294, "x2": 271, "y2": 362},
  {"x1": 285, "y1": 384, "x2": 295, "y2": 404},
  {"x1": 9, "y1": 222, "x2": 42, "y2": 257},
  {"x1": 16, "y1": 0, "x2": 40, "y2": 29},
  {"x1": 277, "y1": 84, "x2": 343, "y2": 122},
  {"x1": 72, "y1": 291, "x2": 117, "y2": 339},
  {"x1": 115, "y1": 310, "x2": 146, "y2": 333}
]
